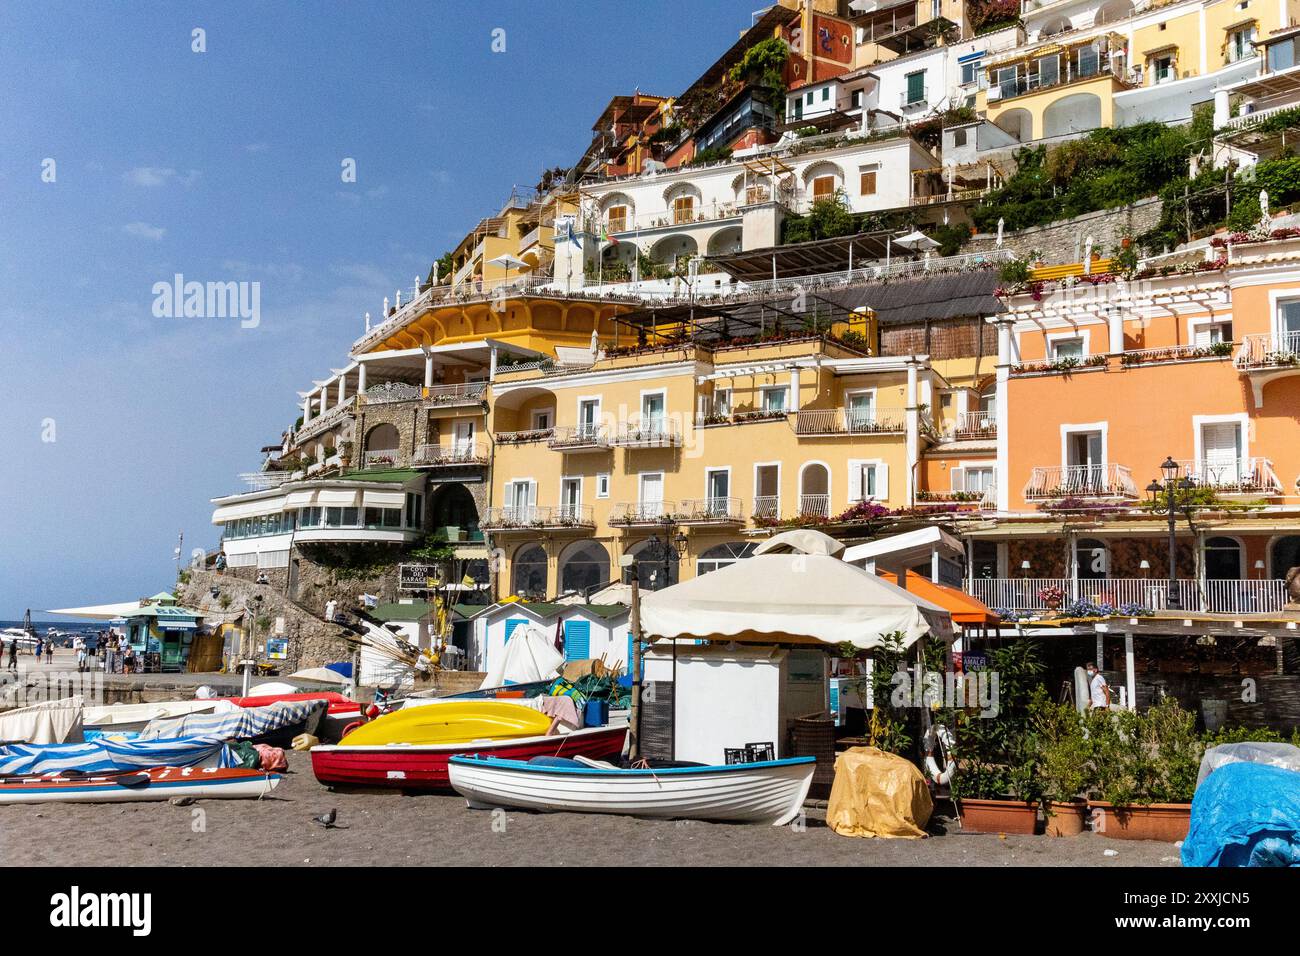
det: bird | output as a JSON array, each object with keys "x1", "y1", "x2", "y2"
[{"x1": 312, "y1": 808, "x2": 346, "y2": 829}]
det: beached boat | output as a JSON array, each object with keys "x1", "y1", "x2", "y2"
[
  {"x1": 83, "y1": 700, "x2": 219, "y2": 734},
  {"x1": 0, "y1": 766, "x2": 280, "y2": 805},
  {"x1": 215, "y1": 690, "x2": 361, "y2": 743},
  {"x1": 310, "y1": 723, "x2": 628, "y2": 791},
  {"x1": 338, "y1": 700, "x2": 555, "y2": 746},
  {"x1": 139, "y1": 699, "x2": 327, "y2": 748},
  {"x1": 447, "y1": 754, "x2": 817, "y2": 826},
  {"x1": 0, "y1": 696, "x2": 85, "y2": 745}
]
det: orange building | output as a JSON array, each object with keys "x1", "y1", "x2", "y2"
[{"x1": 967, "y1": 235, "x2": 1300, "y2": 618}]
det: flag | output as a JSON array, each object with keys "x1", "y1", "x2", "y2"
[
  {"x1": 461, "y1": 573, "x2": 476, "y2": 589},
  {"x1": 361, "y1": 593, "x2": 378, "y2": 608},
  {"x1": 566, "y1": 221, "x2": 580, "y2": 248}
]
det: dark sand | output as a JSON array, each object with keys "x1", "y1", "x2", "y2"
[{"x1": 0, "y1": 753, "x2": 1181, "y2": 866}]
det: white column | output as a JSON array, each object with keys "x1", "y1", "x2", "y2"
[
  {"x1": 1107, "y1": 309, "x2": 1125, "y2": 355},
  {"x1": 357, "y1": 362, "x2": 367, "y2": 396},
  {"x1": 489, "y1": 345, "x2": 498, "y2": 381},
  {"x1": 1214, "y1": 89, "x2": 1230, "y2": 129},
  {"x1": 424, "y1": 354, "x2": 434, "y2": 390},
  {"x1": 336, "y1": 376, "x2": 346, "y2": 407},
  {"x1": 789, "y1": 367, "x2": 800, "y2": 411},
  {"x1": 317, "y1": 390, "x2": 326, "y2": 416},
  {"x1": 302, "y1": 398, "x2": 311, "y2": 425},
  {"x1": 905, "y1": 360, "x2": 919, "y2": 506},
  {"x1": 995, "y1": 317, "x2": 1013, "y2": 513},
  {"x1": 1125, "y1": 633, "x2": 1136, "y2": 712}
]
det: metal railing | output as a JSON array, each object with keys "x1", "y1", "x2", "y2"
[
  {"x1": 988, "y1": 54, "x2": 1131, "y2": 103},
  {"x1": 551, "y1": 503, "x2": 595, "y2": 527},
  {"x1": 753, "y1": 495, "x2": 781, "y2": 520},
  {"x1": 414, "y1": 441, "x2": 488, "y2": 466},
  {"x1": 949, "y1": 410, "x2": 996, "y2": 440},
  {"x1": 798, "y1": 494, "x2": 831, "y2": 518},
  {"x1": 362, "y1": 449, "x2": 401, "y2": 469},
  {"x1": 1022, "y1": 463, "x2": 1138, "y2": 500},
  {"x1": 603, "y1": 202, "x2": 744, "y2": 234},
  {"x1": 482, "y1": 504, "x2": 592, "y2": 529},
  {"x1": 969, "y1": 577, "x2": 1289, "y2": 615},
  {"x1": 361, "y1": 382, "x2": 423, "y2": 406},
  {"x1": 611, "y1": 501, "x2": 677, "y2": 524},
  {"x1": 610, "y1": 422, "x2": 682, "y2": 447},
  {"x1": 547, "y1": 424, "x2": 611, "y2": 450},
  {"x1": 680, "y1": 497, "x2": 744, "y2": 522},
  {"x1": 1235, "y1": 331, "x2": 1300, "y2": 369},
  {"x1": 494, "y1": 427, "x2": 555, "y2": 444},
  {"x1": 239, "y1": 472, "x2": 291, "y2": 491},
  {"x1": 426, "y1": 382, "x2": 488, "y2": 406},
  {"x1": 794, "y1": 407, "x2": 907, "y2": 435},
  {"x1": 1174, "y1": 457, "x2": 1282, "y2": 495},
  {"x1": 900, "y1": 88, "x2": 928, "y2": 109},
  {"x1": 519, "y1": 225, "x2": 543, "y2": 251}
]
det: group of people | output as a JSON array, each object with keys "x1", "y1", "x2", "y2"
[{"x1": 79, "y1": 633, "x2": 138, "y2": 674}]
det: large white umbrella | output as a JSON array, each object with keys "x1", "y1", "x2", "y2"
[
  {"x1": 893, "y1": 230, "x2": 940, "y2": 252},
  {"x1": 488, "y1": 254, "x2": 530, "y2": 272}
]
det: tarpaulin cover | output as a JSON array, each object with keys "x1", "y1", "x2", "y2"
[
  {"x1": 826, "y1": 746, "x2": 932, "y2": 839},
  {"x1": 1182, "y1": 762, "x2": 1300, "y2": 867},
  {"x1": 1196, "y1": 742, "x2": 1300, "y2": 787},
  {"x1": 0, "y1": 735, "x2": 233, "y2": 775},
  {"x1": 0, "y1": 696, "x2": 84, "y2": 745},
  {"x1": 480, "y1": 624, "x2": 564, "y2": 690},
  {"x1": 138, "y1": 699, "x2": 325, "y2": 741}
]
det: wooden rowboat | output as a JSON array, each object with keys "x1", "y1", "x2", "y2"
[
  {"x1": 83, "y1": 700, "x2": 219, "y2": 734},
  {"x1": 310, "y1": 723, "x2": 627, "y2": 791},
  {"x1": 0, "y1": 766, "x2": 281, "y2": 805},
  {"x1": 447, "y1": 754, "x2": 816, "y2": 826}
]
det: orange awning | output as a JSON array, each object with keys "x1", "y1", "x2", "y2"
[{"x1": 876, "y1": 570, "x2": 1000, "y2": 626}]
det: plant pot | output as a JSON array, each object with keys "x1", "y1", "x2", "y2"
[
  {"x1": 1044, "y1": 800, "x2": 1087, "y2": 837},
  {"x1": 1087, "y1": 801, "x2": 1191, "y2": 842},
  {"x1": 957, "y1": 798, "x2": 1039, "y2": 835}
]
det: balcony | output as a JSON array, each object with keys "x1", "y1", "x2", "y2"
[
  {"x1": 987, "y1": 53, "x2": 1133, "y2": 104},
  {"x1": 1175, "y1": 458, "x2": 1282, "y2": 496},
  {"x1": 900, "y1": 88, "x2": 928, "y2": 110},
  {"x1": 610, "y1": 422, "x2": 682, "y2": 448},
  {"x1": 518, "y1": 225, "x2": 543, "y2": 252},
  {"x1": 295, "y1": 397, "x2": 357, "y2": 443},
  {"x1": 547, "y1": 424, "x2": 611, "y2": 452},
  {"x1": 949, "y1": 410, "x2": 996, "y2": 441},
  {"x1": 426, "y1": 382, "x2": 488, "y2": 408},
  {"x1": 1235, "y1": 331, "x2": 1300, "y2": 370},
  {"x1": 413, "y1": 441, "x2": 488, "y2": 467},
  {"x1": 753, "y1": 495, "x2": 781, "y2": 521},
  {"x1": 361, "y1": 382, "x2": 423, "y2": 406},
  {"x1": 611, "y1": 501, "x2": 677, "y2": 526},
  {"x1": 494, "y1": 427, "x2": 555, "y2": 445},
  {"x1": 481, "y1": 504, "x2": 594, "y2": 531},
  {"x1": 794, "y1": 407, "x2": 906, "y2": 436},
  {"x1": 362, "y1": 449, "x2": 400, "y2": 469},
  {"x1": 969, "y1": 577, "x2": 1290, "y2": 616},
  {"x1": 679, "y1": 497, "x2": 744, "y2": 525},
  {"x1": 916, "y1": 487, "x2": 996, "y2": 509},
  {"x1": 1022, "y1": 464, "x2": 1139, "y2": 501},
  {"x1": 798, "y1": 494, "x2": 831, "y2": 518}
]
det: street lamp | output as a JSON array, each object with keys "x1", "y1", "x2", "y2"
[
  {"x1": 640, "y1": 519, "x2": 688, "y2": 591},
  {"x1": 1146, "y1": 457, "x2": 1198, "y2": 611}
]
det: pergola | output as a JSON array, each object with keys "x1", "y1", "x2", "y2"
[{"x1": 708, "y1": 231, "x2": 895, "y2": 282}]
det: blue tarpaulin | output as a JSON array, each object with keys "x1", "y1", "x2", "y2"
[
  {"x1": 0, "y1": 735, "x2": 233, "y2": 775},
  {"x1": 1182, "y1": 762, "x2": 1300, "y2": 867}
]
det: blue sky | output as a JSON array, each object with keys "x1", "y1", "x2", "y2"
[{"x1": 0, "y1": 0, "x2": 762, "y2": 617}]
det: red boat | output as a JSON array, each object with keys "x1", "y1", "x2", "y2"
[{"x1": 310, "y1": 724, "x2": 628, "y2": 791}]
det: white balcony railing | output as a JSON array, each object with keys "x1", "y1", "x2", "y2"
[
  {"x1": 547, "y1": 424, "x2": 611, "y2": 451},
  {"x1": 1175, "y1": 457, "x2": 1282, "y2": 495},
  {"x1": 551, "y1": 503, "x2": 595, "y2": 527},
  {"x1": 426, "y1": 382, "x2": 488, "y2": 406},
  {"x1": 362, "y1": 449, "x2": 400, "y2": 469},
  {"x1": 1022, "y1": 463, "x2": 1138, "y2": 500},
  {"x1": 414, "y1": 441, "x2": 487, "y2": 466},
  {"x1": 968, "y1": 577, "x2": 1290, "y2": 615},
  {"x1": 753, "y1": 495, "x2": 780, "y2": 520},
  {"x1": 680, "y1": 497, "x2": 744, "y2": 523},
  {"x1": 1235, "y1": 331, "x2": 1300, "y2": 369},
  {"x1": 798, "y1": 494, "x2": 831, "y2": 518},
  {"x1": 794, "y1": 407, "x2": 907, "y2": 435},
  {"x1": 612, "y1": 501, "x2": 676, "y2": 525},
  {"x1": 610, "y1": 421, "x2": 682, "y2": 447},
  {"x1": 949, "y1": 410, "x2": 996, "y2": 440},
  {"x1": 900, "y1": 88, "x2": 928, "y2": 109}
]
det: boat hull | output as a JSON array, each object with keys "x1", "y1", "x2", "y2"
[
  {"x1": 310, "y1": 724, "x2": 628, "y2": 791},
  {"x1": 0, "y1": 766, "x2": 281, "y2": 805},
  {"x1": 447, "y1": 756, "x2": 816, "y2": 826},
  {"x1": 338, "y1": 700, "x2": 555, "y2": 746}
]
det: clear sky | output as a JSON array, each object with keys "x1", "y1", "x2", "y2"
[{"x1": 0, "y1": 0, "x2": 765, "y2": 617}]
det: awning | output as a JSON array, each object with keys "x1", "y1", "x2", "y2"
[
  {"x1": 212, "y1": 498, "x2": 285, "y2": 523},
  {"x1": 317, "y1": 489, "x2": 361, "y2": 506},
  {"x1": 877, "y1": 570, "x2": 1000, "y2": 626},
  {"x1": 283, "y1": 490, "x2": 317, "y2": 510},
  {"x1": 362, "y1": 489, "x2": 406, "y2": 509}
]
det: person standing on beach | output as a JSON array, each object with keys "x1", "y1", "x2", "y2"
[
  {"x1": 7, "y1": 638, "x2": 17, "y2": 672},
  {"x1": 45, "y1": 638, "x2": 54, "y2": 664},
  {"x1": 74, "y1": 636, "x2": 86, "y2": 673}
]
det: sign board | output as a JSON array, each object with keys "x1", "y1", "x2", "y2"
[
  {"x1": 266, "y1": 638, "x2": 288, "y2": 661},
  {"x1": 399, "y1": 563, "x2": 445, "y2": 591}
]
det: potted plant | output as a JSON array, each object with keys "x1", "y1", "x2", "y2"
[
  {"x1": 1083, "y1": 698, "x2": 1197, "y2": 841},
  {"x1": 948, "y1": 640, "x2": 1045, "y2": 834},
  {"x1": 1028, "y1": 692, "x2": 1091, "y2": 836}
]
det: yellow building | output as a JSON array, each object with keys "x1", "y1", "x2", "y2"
[{"x1": 442, "y1": 189, "x2": 582, "y2": 294}]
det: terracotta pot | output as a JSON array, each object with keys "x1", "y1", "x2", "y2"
[
  {"x1": 1087, "y1": 801, "x2": 1191, "y2": 842},
  {"x1": 1044, "y1": 800, "x2": 1087, "y2": 837},
  {"x1": 957, "y1": 798, "x2": 1039, "y2": 835}
]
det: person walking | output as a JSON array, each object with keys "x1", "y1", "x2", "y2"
[
  {"x1": 1085, "y1": 661, "x2": 1111, "y2": 710},
  {"x1": 7, "y1": 638, "x2": 18, "y2": 672},
  {"x1": 74, "y1": 636, "x2": 87, "y2": 674},
  {"x1": 34, "y1": 637, "x2": 43, "y2": 661},
  {"x1": 44, "y1": 639, "x2": 54, "y2": 664}
]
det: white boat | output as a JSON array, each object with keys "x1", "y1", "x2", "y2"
[
  {"x1": 83, "y1": 700, "x2": 222, "y2": 734},
  {"x1": 0, "y1": 697, "x2": 85, "y2": 745},
  {"x1": 447, "y1": 754, "x2": 816, "y2": 826},
  {"x1": 0, "y1": 766, "x2": 281, "y2": 804}
]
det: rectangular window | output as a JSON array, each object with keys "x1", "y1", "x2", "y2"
[
  {"x1": 578, "y1": 398, "x2": 600, "y2": 438},
  {"x1": 791, "y1": 96, "x2": 802, "y2": 120},
  {"x1": 905, "y1": 71, "x2": 926, "y2": 105},
  {"x1": 1227, "y1": 26, "x2": 1256, "y2": 63},
  {"x1": 560, "y1": 477, "x2": 582, "y2": 509},
  {"x1": 531, "y1": 408, "x2": 552, "y2": 430},
  {"x1": 639, "y1": 473, "x2": 664, "y2": 516},
  {"x1": 960, "y1": 58, "x2": 983, "y2": 86},
  {"x1": 812, "y1": 175, "x2": 836, "y2": 199},
  {"x1": 860, "y1": 166, "x2": 878, "y2": 195},
  {"x1": 1037, "y1": 54, "x2": 1059, "y2": 88},
  {"x1": 960, "y1": 466, "x2": 995, "y2": 493},
  {"x1": 847, "y1": 391, "x2": 876, "y2": 430},
  {"x1": 1051, "y1": 337, "x2": 1084, "y2": 360},
  {"x1": 606, "y1": 205, "x2": 628, "y2": 233},
  {"x1": 1194, "y1": 321, "x2": 1233, "y2": 346},
  {"x1": 1268, "y1": 37, "x2": 1297, "y2": 72},
  {"x1": 596, "y1": 473, "x2": 610, "y2": 498},
  {"x1": 712, "y1": 388, "x2": 731, "y2": 418},
  {"x1": 850, "y1": 89, "x2": 862, "y2": 108},
  {"x1": 821, "y1": 86, "x2": 830, "y2": 102},
  {"x1": 641, "y1": 391, "x2": 665, "y2": 432},
  {"x1": 672, "y1": 195, "x2": 695, "y2": 224},
  {"x1": 1077, "y1": 44, "x2": 1100, "y2": 78},
  {"x1": 761, "y1": 386, "x2": 788, "y2": 412},
  {"x1": 1152, "y1": 55, "x2": 1174, "y2": 84},
  {"x1": 706, "y1": 468, "x2": 730, "y2": 505}
]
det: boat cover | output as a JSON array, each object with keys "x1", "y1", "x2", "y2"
[
  {"x1": 1182, "y1": 762, "x2": 1300, "y2": 867},
  {"x1": 0, "y1": 735, "x2": 234, "y2": 775},
  {"x1": 0, "y1": 696, "x2": 84, "y2": 745},
  {"x1": 139, "y1": 699, "x2": 326, "y2": 741},
  {"x1": 480, "y1": 624, "x2": 564, "y2": 690},
  {"x1": 826, "y1": 746, "x2": 932, "y2": 839},
  {"x1": 1196, "y1": 742, "x2": 1300, "y2": 787}
]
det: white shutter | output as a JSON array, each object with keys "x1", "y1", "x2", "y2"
[
  {"x1": 527, "y1": 481, "x2": 538, "y2": 507},
  {"x1": 876, "y1": 463, "x2": 890, "y2": 501},
  {"x1": 847, "y1": 460, "x2": 864, "y2": 503},
  {"x1": 1202, "y1": 422, "x2": 1240, "y2": 463}
]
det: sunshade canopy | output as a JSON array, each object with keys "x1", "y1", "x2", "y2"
[
  {"x1": 640, "y1": 553, "x2": 951, "y2": 649},
  {"x1": 878, "y1": 570, "x2": 1000, "y2": 626}
]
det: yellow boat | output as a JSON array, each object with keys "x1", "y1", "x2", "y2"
[{"x1": 339, "y1": 700, "x2": 554, "y2": 746}]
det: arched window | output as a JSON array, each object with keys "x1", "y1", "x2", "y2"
[
  {"x1": 430, "y1": 483, "x2": 479, "y2": 539},
  {"x1": 799, "y1": 463, "x2": 831, "y2": 517},
  {"x1": 1204, "y1": 537, "x2": 1242, "y2": 580},
  {"x1": 628, "y1": 538, "x2": 679, "y2": 591},
  {"x1": 1074, "y1": 538, "x2": 1108, "y2": 580},
  {"x1": 696, "y1": 541, "x2": 757, "y2": 576},
  {"x1": 365, "y1": 423, "x2": 400, "y2": 452},
  {"x1": 1271, "y1": 536, "x2": 1300, "y2": 578},
  {"x1": 559, "y1": 541, "x2": 610, "y2": 596},
  {"x1": 511, "y1": 545, "x2": 547, "y2": 599}
]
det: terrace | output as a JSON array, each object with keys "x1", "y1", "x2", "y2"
[
  {"x1": 969, "y1": 577, "x2": 1290, "y2": 616},
  {"x1": 481, "y1": 504, "x2": 595, "y2": 531},
  {"x1": 794, "y1": 406, "x2": 907, "y2": 436},
  {"x1": 412, "y1": 441, "x2": 489, "y2": 468},
  {"x1": 1022, "y1": 463, "x2": 1139, "y2": 501}
]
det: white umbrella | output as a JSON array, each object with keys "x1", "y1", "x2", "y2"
[
  {"x1": 488, "y1": 254, "x2": 530, "y2": 272},
  {"x1": 893, "y1": 230, "x2": 940, "y2": 252}
]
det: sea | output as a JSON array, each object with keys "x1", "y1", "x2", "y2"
[{"x1": 0, "y1": 619, "x2": 106, "y2": 638}]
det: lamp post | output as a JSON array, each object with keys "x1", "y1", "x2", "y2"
[
  {"x1": 1145, "y1": 456, "x2": 1197, "y2": 611},
  {"x1": 640, "y1": 518, "x2": 688, "y2": 591}
]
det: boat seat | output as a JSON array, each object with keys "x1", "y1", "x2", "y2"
[{"x1": 573, "y1": 756, "x2": 619, "y2": 770}]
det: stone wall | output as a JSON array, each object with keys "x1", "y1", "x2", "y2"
[{"x1": 967, "y1": 198, "x2": 1164, "y2": 263}]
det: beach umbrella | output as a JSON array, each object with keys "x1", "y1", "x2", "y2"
[
  {"x1": 893, "y1": 230, "x2": 940, "y2": 252},
  {"x1": 488, "y1": 253, "x2": 530, "y2": 272}
]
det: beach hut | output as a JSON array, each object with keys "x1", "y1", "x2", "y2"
[
  {"x1": 469, "y1": 601, "x2": 631, "y2": 675},
  {"x1": 637, "y1": 530, "x2": 952, "y2": 764}
]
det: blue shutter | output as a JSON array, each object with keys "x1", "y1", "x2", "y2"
[
  {"x1": 564, "y1": 620, "x2": 590, "y2": 661},
  {"x1": 626, "y1": 629, "x2": 635, "y2": 671}
]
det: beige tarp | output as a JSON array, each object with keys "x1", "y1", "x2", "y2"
[
  {"x1": 0, "y1": 696, "x2": 85, "y2": 745},
  {"x1": 826, "y1": 747, "x2": 932, "y2": 839}
]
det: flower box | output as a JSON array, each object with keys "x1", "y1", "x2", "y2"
[
  {"x1": 957, "y1": 798, "x2": 1039, "y2": 835},
  {"x1": 1086, "y1": 801, "x2": 1190, "y2": 842}
]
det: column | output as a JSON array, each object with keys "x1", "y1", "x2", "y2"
[
  {"x1": 424, "y1": 352, "x2": 434, "y2": 390},
  {"x1": 789, "y1": 367, "x2": 800, "y2": 411},
  {"x1": 1124, "y1": 633, "x2": 1136, "y2": 712},
  {"x1": 336, "y1": 375, "x2": 347, "y2": 408},
  {"x1": 905, "y1": 360, "x2": 919, "y2": 506},
  {"x1": 317, "y1": 390, "x2": 327, "y2": 416},
  {"x1": 357, "y1": 361, "x2": 367, "y2": 396},
  {"x1": 994, "y1": 317, "x2": 1013, "y2": 513},
  {"x1": 1107, "y1": 308, "x2": 1125, "y2": 355},
  {"x1": 1213, "y1": 89, "x2": 1230, "y2": 129},
  {"x1": 302, "y1": 397, "x2": 312, "y2": 425}
]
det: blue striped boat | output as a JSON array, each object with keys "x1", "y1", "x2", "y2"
[
  {"x1": 0, "y1": 735, "x2": 234, "y2": 776},
  {"x1": 138, "y1": 699, "x2": 326, "y2": 746}
]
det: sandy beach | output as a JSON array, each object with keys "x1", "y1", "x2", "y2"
[{"x1": 0, "y1": 751, "x2": 1181, "y2": 867}]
